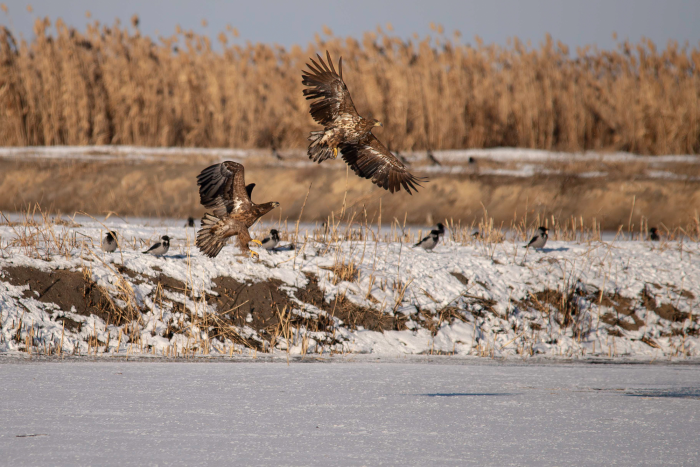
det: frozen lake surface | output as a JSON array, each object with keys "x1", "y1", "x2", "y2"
[{"x1": 1, "y1": 359, "x2": 699, "y2": 466}]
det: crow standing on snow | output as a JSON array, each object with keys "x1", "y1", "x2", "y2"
[
  {"x1": 101, "y1": 231, "x2": 118, "y2": 253},
  {"x1": 524, "y1": 227, "x2": 548, "y2": 250},
  {"x1": 144, "y1": 235, "x2": 170, "y2": 257},
  {"x1": 261, "y1": 229, "x2": 280, "y2": 251},
  {"x1": 649, "y1": 227, "x2": 660, "y2": 241},
  {"x1": 414, "y1": 223, "x2": 445, "y2": 251}
]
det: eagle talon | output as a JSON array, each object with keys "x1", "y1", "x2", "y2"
[
  {"x1": 333, "y1": 147, "x2": 338, "y2": 158},
  {"x1": 249, "y1": 250, "x2": 259, "y2": 259},
  {"x1": 251, "y1": 239, "x2": 263, "y2": 247}
]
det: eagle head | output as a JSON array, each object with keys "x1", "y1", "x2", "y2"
[{"x1": 372, "y1": 119, "x2": 383, "y2": 127}]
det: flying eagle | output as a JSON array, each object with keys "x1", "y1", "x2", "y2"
[
  {"x1": 196, "y1": 161, "x2": 279, "y2": 258},
  {"x1": 302, "y1": 51, "x2": 426, "y2": 194}
]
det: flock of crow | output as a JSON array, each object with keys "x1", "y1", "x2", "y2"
[{"x1": 98, "y1": 51, "x2": 663, "y2": 259}]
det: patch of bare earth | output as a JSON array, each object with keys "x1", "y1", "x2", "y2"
[{"x1": 0, "y1": 266, "x2": 121, "y2": 331}]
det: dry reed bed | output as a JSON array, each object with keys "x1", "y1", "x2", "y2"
[{"x1": 0, "y1": 14, "x2": 699, "y2": 154}]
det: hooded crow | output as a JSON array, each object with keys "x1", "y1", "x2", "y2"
[
  {"x1": 185, "y1": 217, "x2": 196, "y2": 227},
  {"x1": 434, "y1": 222, "x2": 445, "y2": 236},
  {"x1": 414, "y1": 223, "x2": 446, "y2": 251},
  {"x1": 649, "y1": 227, "x2": 660, "y2": 241},
  {"x1": 524, "y1": 227, "x2": 548, "y2": 249},
  {"x1": 261, "y1": 229, "x2": 280, "y2": 251},
  {"x1": 101, "y1": 231, "x2": 118, "y2": 253},
  {"x1": 144, "y1": 235, "x2": 170, "y2": 256},
  {"x1": 427, "y1": 149, "x2": 441, "y2": 166}
]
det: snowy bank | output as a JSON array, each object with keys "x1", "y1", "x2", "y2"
[{"x1": 0, "y1": 216, "x2": 698, "y2": 360}]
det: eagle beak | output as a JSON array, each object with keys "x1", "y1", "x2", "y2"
[
  {"x1": 272, "y1": 202, "x2": 280, "y2": 208},
  {"x1": 375, "y1": 121, "x2": 383, "y2": 127}
]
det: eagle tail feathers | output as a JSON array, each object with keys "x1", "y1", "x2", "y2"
[
  {"x1": 307, "y1": 130, "x2": 334, "y2": 163},
  {"x1": 196, "y1": 213, "x2": 227, "y2": 258}
]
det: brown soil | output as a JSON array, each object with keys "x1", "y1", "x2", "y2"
[
  {"x1": 0, "y1": 266, "x2": 115, "y2": 330},
  {"x1": 450, "y1": 272, "x2": 469, "y2": 286},
  {"x1": 640, "y1": 286, "x2": 689, "y2": 323},
  {"x1": 598, "y1": 293, "x2": 645, "y2": 332},
  {"x1": 1, "y1": 157, "x2": 700, "y2": 229},
  {"x1": 209, "y1": 273, "x2": 406, "y2": 337}
]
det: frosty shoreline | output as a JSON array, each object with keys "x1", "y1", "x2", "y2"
[
  {"x1": 1, "y1": 218, "x2": 698, "y2": 361},
  {"x1": 2, "y1": 145, "x2": 700, "y2": 180}
]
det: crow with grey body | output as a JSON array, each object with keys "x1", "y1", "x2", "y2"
[
  {"x1": 260, "y1": 229, "x2": 280, "y2": 251},
  {"x1": 144, "y1": 235, "x2": 170, "y2": 256},
  {"x1": 101, "y1": 231, "x2": 118, "y2": 253},
  {"x1": 524, "y1": 227, "x2": 548, "y2": 250},
  {"x1": 414, "y1": 223, "x2": 445, "y2": 251}
]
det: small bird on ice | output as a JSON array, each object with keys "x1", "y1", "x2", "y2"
[
  {"x1": 101, "y1": 231, "x2": 118, "y2": 252},
  {"x1": 649, "y1": 227, "x2": 660, "y2": 241},
  {"x1": 143, "y1": 235, "x2": 170, "y2": 256},
  {"x1": 414, "y1": 223, "x2": 445, "y2": 251},
  {"x1": 260, "y1": 229, "x2": 280, "y2": 251},
  {"x1": 185, "y1": 217, "x2": 195, "y2": 227},
  {"x1": 524, "y1": 227, "x2": 548, "y2": 250}
]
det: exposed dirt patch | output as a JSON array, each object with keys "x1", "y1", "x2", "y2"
[
  {"x1": 290, "y1": 273, "x2": 406, "y2": 332},
  {"x1": 0, "y1": 266, "x2": 118, "y2": 330},
  {"x1": 641, "y1": 286, "x2": 689, "y2": 322},
  {"x1": 206, "y1": 272, "x2": 406, "y2": 349},
  {"x1": 599, "y1": 292, "x2": 644, "y2": 332},
  {"x1": 209, "y1": 276, "x2": 290, "y2": 330},
  {"x1": 450, "y1": 272, "x2": 469, "y2": 286},
  {"x1": 520, "y1": 289, "x2": 583, "y2": 328},
  {"x1": 152, "y1": 273, "x2": 187, "y2": 294}
]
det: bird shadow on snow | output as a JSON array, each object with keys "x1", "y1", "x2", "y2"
[
  {"x1": 413, "y1": 393, "x2": 517, "y2": 397},
  {"x1": 535, "y1": 247, "x2": 569, "y2": 253},
  {"x1": 624, "y1": 387, "x2": 700, "y2": 399},
  {"x1": 271, "y1": 244, "x2": 295, "y2": 252}
]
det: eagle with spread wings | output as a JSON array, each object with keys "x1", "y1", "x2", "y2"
[
  {"x1": 196, "y1": 161, "x2": 279, "y2": 258},
  {"x1": 302, "y1": 51, "x2": 426, "y2": 194}
]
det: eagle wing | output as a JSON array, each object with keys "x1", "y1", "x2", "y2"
[
  {"x1": 197, "y1": 161, "x2": 251, "y2": 218},
  {"x1": 245, "y1": 183, "x2": 255, "y2": 199},
  {"x1": 340, "y1": 134, "x2": 427, "y2": 195},
  {"x1": 302, "y1": 51, "x2": 359, "y2": 125}
]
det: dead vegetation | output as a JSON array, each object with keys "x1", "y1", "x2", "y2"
[{"x1": 0, "y1": 13, "x2": 698, "y2": 154}]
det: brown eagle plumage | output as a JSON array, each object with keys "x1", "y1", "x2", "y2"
[
  {"x1": 196, "y1": 161, "x2": 279, "y2": 258},
  {"x1": 302, "y1": 51, "x2": 426, "y2": 195}
]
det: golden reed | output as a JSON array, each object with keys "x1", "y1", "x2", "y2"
[{"x1": 0, "y1": 15, "x2": 698, "y2": 154}]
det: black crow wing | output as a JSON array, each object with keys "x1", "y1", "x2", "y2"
[
  {"x1": 144, "y1": 242, "x2": 161, "y2": 253},
  {"x1": 197, "y1": 161, "x2": 251, "y2": 218},
  {"x1": 340, "y1": 134, "x2": 427, "y2": 195},
  {"x1": 302, "y1": 51, "x2": 359, "y2": 125}
]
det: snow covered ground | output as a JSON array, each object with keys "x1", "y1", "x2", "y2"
[
  {"x1": 1, "y1": 145, "x2": 699, "y2": 179},
  {"x1": 1, "y1": 360, "x2": 699, "y2": 465},
  {"x1": 1, "y1": 216, "x2": 698, "y2": 360}
]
